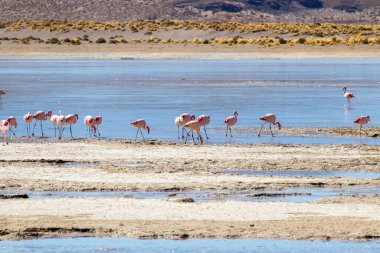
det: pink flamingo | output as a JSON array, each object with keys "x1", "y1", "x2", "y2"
[
  {"x1": 174, "y1": 113, "x2": 195, "y2": 139},
  {"x1": 183, "y1": 120, "x2": 203, "y2": 144},
  {"x1": 56, "y1": 111, "x2": 66, "y2": 139},
  {"x1": 353, "y1": 115, "x2": 370, "y2": 136},
  {"x1": 5, "y1": 116, "x2": 17, "y2": 137},
  {"x1": 343, "y1": 86, "x2": 355, "y2": 105},
  {"x1": 258, "y1": 113, "x2": 282, "y2": 137},
  {"x1": 130, "y1": 119, "x2": 150, "y2": 140},
  {"x1": 32, "y1": 110, "x2": 52, "y2": 137},
  {"x1": 65, "y1": 114, "x2": 79, "y2": 138},
  {"x1": 0, "y1": 90, "x2": 5, "y2": 111},
  {"x1": 50, "y1": 114, "x2": 58, "y2": 137},
  {"x1": 0, "y1": 119, "x2": 9, "y2": 144},
  {"x1": 197, "y1": 115, "x2": 211, "y2": 139},
  {"x1": 84, "y1": 115, "x2": 97, "y2": 138},
  {"x1": 223, "y1": 111, "x2": 238, "y2": 137},
  {"x1": 94, "y1": 116, "x2": 102, "y2": 137},
  {"x1": 24, "y1": 112, "x2": 33, "y2": 136}
]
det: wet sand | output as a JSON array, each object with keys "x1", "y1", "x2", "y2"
[{"x1": 0, "y1": 138, "x2": 379, "y2": 240}]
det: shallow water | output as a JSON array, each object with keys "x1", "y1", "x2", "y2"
[
  {"x1": 0, "y1": 237, "x2": 379, "y2": 253},
  {"x1": 1, "y1": 185, "x2": 378, "y2": 202},
  {"x1": 1, "y1": 59, "x2": 380, "y2": 144},
  {"x1": 223, "y1": 170, "x2": 380, "y2": 179}
]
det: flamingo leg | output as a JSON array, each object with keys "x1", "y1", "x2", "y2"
[
  {"x1": 178, "y1": 126, "x2": 180, "y2": 139},
  {"x1": 140, "y1": 129, "x2": 145, "y2": 140},
  {"x1": 70, "y1": 125, "x2": 73, "y2": 138},
  {"x1": 191, "y1": 131, "x2": 195, "y2": 143},
  {"x1": 258, "y1": 123, "x2": 265, "y2": 137},
  {"x1": 135, "y1": 129, "x2": 139, "y2": 141},
  {"x1": 97, "y1": 126, "x2": 101, "y2": 137},
  {"x1": 9, "y1": 127, "x2": 16, "y2": 136},
  {"x1": 269, "y1": 124, "x2": 274, "y2": 137},
  {"x1": 204, "y1": 126, "x2": 209, "y2": 139},
  {"x1": 225, "y1": 126, "x2": 229, "y2": 137},
  {"x1": 54, "y1": 125, "x2": 57, "y2": 137},
  {"x1": 40, "y1": 121, "x2": 44, "y2": 137},
  {"x1": 32, "y1": 121, "x2": 37, "y2": 136},
  {"x1": 60, "y1": 127, "x2": 65, "y2": 138},
  {"x1": 229, "y1": 126, "x2": 233, "y2": 137},
  {"x1": 360, "y1": 125, "x2": 369, "y2": 136}
]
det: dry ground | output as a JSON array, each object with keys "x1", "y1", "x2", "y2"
[{"x1": 0, "y1": 138, "x2": 379, "y2": 240}]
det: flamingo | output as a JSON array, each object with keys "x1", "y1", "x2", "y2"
[
  {"x1": 183, "y1": 120, "x2": 203, "y2": 144},
  {"x1": 197, "y1": 115, "x2": 211, "y2": 139},
  {"x1": 50, "y1": 114, "x2": 58, "y2": 137},
  {"x1": 55, "y1": 110, "x2": 66, "y2": 139},
  {"x1": 84, "y1": 115, "x2": 97, "y2": 138},
  {"x1": 258, "y1": 113, "x2": 282, "y2": 137},
  {"x1": 353, "y1": 115, "x2": 370, "y2": 136},
  {"x1": 0, "y1": 90, "x2": 5, "y2": 111},
  {"x1": 223, "y1": 111, "x2": 238, "y2": 137},
  {"x1": 32, "y1": 110, "x2": 52, "y2": 137},
  {"x1": 0, "y1": 119, "x2": 9, "y2": 144},
  {"x1": 65, "y1": 114, "x2": 79, "y2": 138},
  {"x1": 24, "y1": 112, "x2": 33, "y2": 137},
  {"x1": 343, "y1": 86, "x2": 355, "y2": 105},
  {"x1": 130, "y1": 119, "x2": 150, "y2": 141},
  {"x1": 94, "y1": 116, "x2": 102, "y2": 137},
  {"x1": 174, "y1": 113, "x2": 195, "y2": 139},
  {"x1": 5, "y1": 116, "x2": 17, "y2": 137}
]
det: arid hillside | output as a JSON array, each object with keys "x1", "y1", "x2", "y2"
[{"x1": 0, "y1": 0, "x2": 379, "y2": 23}]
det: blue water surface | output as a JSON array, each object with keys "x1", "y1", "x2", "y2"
[
  {"x1": 1, "y1": 59, "x2": 379, "y2": 144},
  {"x1": 0, "y1": 237, "x2": 379, "y2": 253}
]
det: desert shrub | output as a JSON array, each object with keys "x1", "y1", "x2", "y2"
[
  {"x1": 63, "y1": 38, "x2": 71, "y2": 43},
  {"x1": 96, "y1": 38, "x2": 106, "y2": 43},
  {"x1": 1, "y1": 37, "x2": 9, "y2": 40},
  {"x1": 144, "y1": 31, "x2": 152, "y2": 35},
  {"x1": 202, "y1": 39, "x2": 210, "y2": 44},
  {"x1": 297, "y1": 37, "x2": 306, "y2": 44},
  {"x1": 192, "y1": 38, "x2": 202, "y2": 44},
  {"x1": 109, "y1": 39, "x2": 118, "y2": 44},
  {"x1": 47, "y1": 37, "x2": 61, "y2": 44},
  {"x1": 71, "y1": 39, "x2": 81, "y2": 45},
  {"x1": 278, "y1": 37, "x2": 287, "y2": 44},
  {"x1": 130, "y1": 26, "x2": 138, "y2": 33}
]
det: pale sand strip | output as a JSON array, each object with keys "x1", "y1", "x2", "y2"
[
  {"x1": 1, "y1": 52, "x2": 380, "y2": 60},
  {"x1": 1, "y1": 198, "x2": 379, "y2": 221}
]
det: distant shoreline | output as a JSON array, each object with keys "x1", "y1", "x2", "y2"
[{"x1": 1, "y1": 45, "x2": 380, "y2": 60}]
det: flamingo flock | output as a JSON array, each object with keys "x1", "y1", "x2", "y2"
[{"x1": 0, "y1": 85, "x2": 373, "y2": 144}]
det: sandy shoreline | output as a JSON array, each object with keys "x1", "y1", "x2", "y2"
[
  {"x1": 0, "y1": 139, "x2": 379, "y2": 240},
  {"x1": 1, "y1": 44, "x2": 380, "y2": 60}
]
